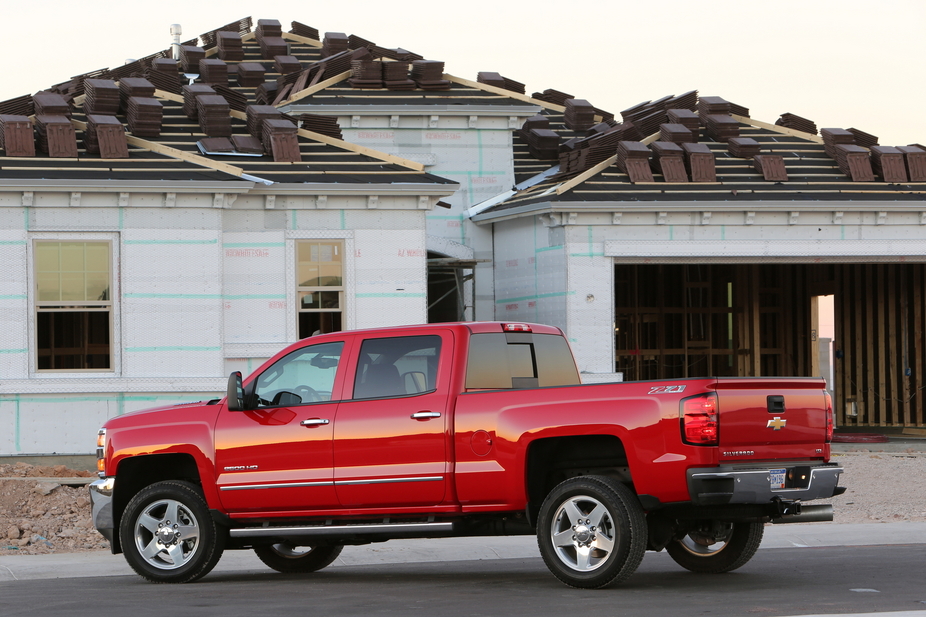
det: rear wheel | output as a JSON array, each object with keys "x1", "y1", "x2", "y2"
[
  {"x1": 253, "y1": 543, "x2": 344, "y2": 573},
  {"x1": 666, "y1": 521, "x2": 764, "y2": 573},
  {"x1": 536, "y1": 475, "x2": 647, "y2": 588},
  {"x1": 119, "y1": 480, "x2": 225, "y2": 583}
]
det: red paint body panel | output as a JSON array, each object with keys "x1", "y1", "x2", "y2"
[{"x1": 99, "y1": 322, "x2": 832, "y2": 523}]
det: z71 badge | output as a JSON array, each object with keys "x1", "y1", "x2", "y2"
[{"x1": 648, "y1": 385, "x2": 687, "y2": 394}]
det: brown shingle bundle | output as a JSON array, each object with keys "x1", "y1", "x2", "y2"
[
  {"x1": 697, "y1": 96, "x2": 731, "y2": 124},
  {"x1": 524, "y1": 128, "x2": 561, "y2": 160},
  {"x1": 118, "y1": 78, "x2": 155, "y2": 113},
  {"x1": 217, "y1": 31, "x2": 244, "y2": 62},
  {"x1": 411, "y1": 60, "x2": 450, "y2": 90},
  {"x1": 753, "y1": 154, "x2": 788, "y2": 181},
  {"x1": 728, "y1": 101, "x2": 749, "y2": 117},
  {"x1": 682, "y1": 142, "x2": 716, "y2": 182},
  {"x1": 257, "y1": 23, "x2": 288, "y2": 60},
  {"x1": 255, "y1": 82, "x2": 278, "y2": 106},
  {"x1": 650, "y1": 141, "x2": 688, "y2": 182},
  {"x1": 199, "y1": 137, "x2": 234, "y2": 152},
  {"x1": 383, "y1": 61, "x2": 414, "y2": 90},
  {"x1": 564, "y1": 99, "x2": 596, "y2": 131},
  {"x1": 274, "y1": 56, "x2": 302, "y2": 75},
  {"x1": 821, "y1": 128, "x2": 856, "y2": 159},
  {"x1": 231, "y1": 134, "x2": 264, "y2": 154},
  {"x1": 290, "y1": 21, "x2": 319, "y2": 40},
  {"x1": 477, "y1": 72, "x2": 525, "y2": 94},
  {"x1": 869, "y1": 146, "x2": 907, "y2": 183},
  {"x1": 246, "y1": 105, "x2": 284, "y2": 137},
  {"x1": 616, "y1": 141, "x2": 654, "y2": 183},
  {"x1": 298, "y1": 113, "x2": 342, "y2": 139},
  {"x1": 237, "y1": 63, "x2": 266, "y2": 87},
  {"x1": 0, "y1": 114, "x2": 35, "y2": 156},
  {"x1": 776, "y1": 113, "x2": 817, "y2": 135},
  {"x1": 146, "y1": 59, "x2": 183, "y2": 94},
  {"x1": 179, "y1": 46, "x2": 205, "y2": 73},
  {"x1": 322, "y1": 32, "x2": 349, "y2": 57},
  {"x1": 667, "y1": 109, "x2": 699, "y2": 134},
  {"x1": 212, "y1": 85, "x2": 247, "y2": 112},
  {"x1": 704, "y1": 114, "x2": 739, "y2": 142},
  {"x1": 660, "y1": 123, "x2": 696, "y2": 144},
  {"x1": 834, "y1": 144, "x2": 876, "y2": 181},
  {"x1": 198, "y1": 59, "x2": 229, "y2": 85},
  {"x1": 33, "y1": 93, "x2": 70, "y2": 117},
  {"x1": 35, "y1": 115, "x2": 77, "y2": 157},
  {"x1": 83, "y1": 79, "x2": 120, "y2": 115},
  {"x1": 899, "y1": 145, "x2": 926, "y2": 181},
  {"x1": 847, "y1": 127, "x2": 878, "y2": 149},
  {"x1": 261, "y1": 118, "x2": 301, "y2": 162},
  {"x1": 85, "y1": 114, "x2": 128, "y2": 158},
  {"x1": 182, "y1": 84, "x2": 216, "y2": 120},
  {"x1": 349, "y1": 59, "x2": 383, "y2": 89},
  {"x1": 125, "y1": 96, "x2": 163, "y2": 137},
  {"x1": 0, "y1": 94, "x2": 34, "y2": 117},
  {"x1": 666, "y1": 90, "x2": 698, "y2": 111},
  {"x1": 727, "y1": 137, "x2": 760, "y2": 158},
  {"x1": 532, "y1": 89, "x2": 573, "y2": 105},
  {"x1": 196, "y1": 95, "x2": 232, "y2": 137},
  {"x1": 348, "y1": 34, "x2": 375, "y2": 50}
]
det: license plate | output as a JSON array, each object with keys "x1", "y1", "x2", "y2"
[{"x1": 770, "y1": 468, "x2": 786, "y2": 490}]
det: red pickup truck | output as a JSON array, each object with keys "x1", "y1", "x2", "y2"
[{"x1": 89, "y1": 321, "x2": 844, "y2": 588}]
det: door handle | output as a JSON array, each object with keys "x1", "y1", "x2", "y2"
[
  {"x1": 410, "y1": 411, "x2": 441, "y2": 419},
  {"x1": 300, "y1": 418, "x2": 330, "y2": 427}
]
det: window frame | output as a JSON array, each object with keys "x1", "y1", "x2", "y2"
[
  {"x1": 295, "y1": 239, "x2": 346, "y2": 338},
  {"x1": 30, "y1": 235, "x2": 119, "y2": 375}
]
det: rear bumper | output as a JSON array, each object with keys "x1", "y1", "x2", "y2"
[{"x1": 687, "y1": 463, "x2": 843, "y2": 506}]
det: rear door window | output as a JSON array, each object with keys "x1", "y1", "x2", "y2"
[{"x1": 465, "y1": 332, "x2": 579, "y2": 389}]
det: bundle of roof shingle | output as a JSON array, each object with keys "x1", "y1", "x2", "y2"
[
  {"x1": 682, "y1": 143, "x2": 716, "y2": 182},
  {"x1": 616, "y1": 141, "x2": 654, "y2": 183},
  {"x1": 821, "y1": 128, "x2": 856, "y2": 159},
  {"x1": 650, "y1": 141, "x2": 688, "y2": 182},
  {"x1": 83, "y1": 79, "x2": 120, "y2": 115},
  {"x1": 180, "y1": 45, "x2": 205, "y2": 73},
  {"x1": 753, "y1": 155, "x2": 788, "y2": 181},
  {"x1": 247, "y1": 105, "x2": 282, "y2": 137},
  {"x1": 85, "y1": 114, "x2": 128, "y2": 158},
  {"x1": 262, "y1": 118, "x2": 301, "y2": 162},
  {"x1": 411, "y1": 60, "x2": 449, "y2": 90},
  {"x1": 704, "y1": 114, "x2": 739, "y2": 142},
  {"x1": 833, "y1": 144, "x2": 876, "y2": 181},
  {"x1": 274, "y1": 56, "x2": 302, "y2": 75},
  {"x1": 322, "y1": 32, "x2": 349, "y2": 57},
  {"x1": 299, "y1": 113, "x2": 342, "y2": 139},
  {"x1": 477, "y1": 72, "x2": 525, "y2": 95},
  {"x1": 199, "y1": 59, "x2": 229, "y2": 85},
  {"x1": 0, "y1": 114, "x2": 35, "y2": 156},
  {"x1": 869, "y1": 146, "x2": 907, "y2": 182},
  {"x1": 257, "y1": 19, "x2": 287, "y2": 59},
  {"x1": 146, "y1": 59, "x2": 183, "y2": 94},
  {"x1": 667, "y1": 109, "x2": 699, "y2": 136},
  {"x1": 119, "y1": 78, "x2": 155, "y2": 113},
  {"x1": 217, "y1": 31, "x2": 244, "y2": 61},
  {"x1": 196, "y1": 95, "x2": 232, "y2": 137},
  {"x1": 126, "y1": 97, "x2": 163, "y2": 137},
  {"x1": 660, "y1": 123, "x2": 697, "y2": 144},
  {"x1": 727, "y1": 137, "x2": 760, "y2": 158},
  {"x1": 697, "y1": 96, "x2": 731, "y2": 123},
  {"x1": 237, "y1": 63, "x2": 266, "y2": 87},
  {"x1": 899, "y1": 145, "x2": 926, "y2": 181},
  {"x1": 182, "y1": 84, "x2": 215, "y2": 120},
  {"x1": 532, "y1": 89, "x2": 573, "y2": 105},
  {"x1": 35, "y1": 114, "x2": 77, "y2": 157},
  {"x1": 383, "y1": 61, "x2": 414, "y2": 90},
  {"x1": 290, "y1": 21, "x2": 320, "y2": 40},
  {"x1": 564, "y1": 99, "x2": 596, "y2": 131},
  {"x1": 776, "y1": 113, "x2": 817, "y2": 135},
  {"x1": 33, "y1": 93, "x2": 70, "y2": 117},
  {"x1": 213, "y1": 85, "x2": 248, "y2": 112},
  {"x1": 847, "y1": 127, "x2": 879, "y2": 149},
  {"x1": 349, "y1": 59, "x2": 383, "y2": 89}
]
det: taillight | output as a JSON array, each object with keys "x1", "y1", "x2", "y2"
[
  {"x1": 503, "y1": 323, "x2": 532, "y2": 332},
  {"x1": 96, "y1": 428, "x2": 107, "y2": 476},
  {"x1": 824, "y1": 392, "x2": 834, "y2": 443},
  {"x1": 680, "y1": 393, "x2": 719, "y2": 446}
]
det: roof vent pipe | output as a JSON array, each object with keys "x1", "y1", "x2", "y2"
[{"x1": 170, "y1": 24, "x2": 182, "y2": 60}]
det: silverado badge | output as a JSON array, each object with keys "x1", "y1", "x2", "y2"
[{"x1": 767, "y1": 417, "x2": 787, "y2": 430}]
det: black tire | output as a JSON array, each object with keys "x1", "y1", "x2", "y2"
[
  {"x1": 665, "y1": 521, "x2": 764, "y2": 573},
  {"x1": 119, "y1": 480, "x2": 226, "y2": 583},
  {"x1": 536, "y1": 475, "x2": 647, "y2": 589},
  {"x1": 254, "y1": 543, "x2": 344, "y2": 573}
]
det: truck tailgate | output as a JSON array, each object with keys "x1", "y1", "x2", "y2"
[{"x1": 713, "y1": 378, "x2": 829, "y2": 461}]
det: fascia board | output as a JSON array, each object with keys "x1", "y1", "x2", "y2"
[
  {"x1": 250, "y1": 182, "x2": 460, "y2": 196},
  {"x1": 282, "y1": 104, "x2": 541, "y2": 117}
]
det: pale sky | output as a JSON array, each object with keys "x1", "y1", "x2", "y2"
[{"x1": 3, "y1": 0, "x2": 925, "y2": 146}]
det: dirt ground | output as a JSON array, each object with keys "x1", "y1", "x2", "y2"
[{"x1": 1, "y1": 451, "x2": 925, "y2": 556}]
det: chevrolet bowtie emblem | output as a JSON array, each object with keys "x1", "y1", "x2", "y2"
[{"x1": 767, "y1": 417, "x2": 787, "y2": 430}]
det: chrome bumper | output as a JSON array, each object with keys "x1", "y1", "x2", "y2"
[
  {"x1": 88, "y1": 477, "x2": 117, "y2": 550},
  {"x1": 687, "y1": 463, "x2": 844, "y2": 506}
]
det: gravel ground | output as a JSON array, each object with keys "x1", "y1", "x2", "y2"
[{"x1": 1, "y1": 452, "x2": 925, "y2": 556}]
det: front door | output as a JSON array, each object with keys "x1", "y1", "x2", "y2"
[
  {"x1": 333, "y1": 332, "x2": 451, "y2": 508},
  {"x1": 215, "y1": 339, "x2": 348, "y2": 513}
]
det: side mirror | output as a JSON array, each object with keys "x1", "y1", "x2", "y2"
[{"x1": 226, "y1": 371, "x2": 244, "y2": 411}]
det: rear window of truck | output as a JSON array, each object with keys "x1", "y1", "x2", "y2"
[{"x1": 465, "y1": 332, "x2": 580, "y2": 390}]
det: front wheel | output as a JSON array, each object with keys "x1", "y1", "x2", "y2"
[
  {"x1": 536, "y1": 475, "x2": 647, "y2": 589},
  {"x1": 119, "y1": 480, "x2": 226, "y2": 583},
  {"x1": 254, "y1": 543, "x2": 344, "y2": 573},
  {"x1": 666, "y1": 521, "x2": 764, "y2": 573}
]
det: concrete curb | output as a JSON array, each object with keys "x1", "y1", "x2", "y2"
[{"x1": 2, "y1": 522, "x2": 924, "y2": 582}]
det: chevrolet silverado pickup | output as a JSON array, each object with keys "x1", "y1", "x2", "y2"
[{"x1": 89, "y1": 321, "x2": 844, "y2": 587}]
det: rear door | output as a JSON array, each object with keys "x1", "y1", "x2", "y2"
[
  {"x1": 714, "y1": 378, "x2": 828, "y2": 461},
  {"x1": 333, "y1": 331, "x2": 452, "y2": 507}
]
